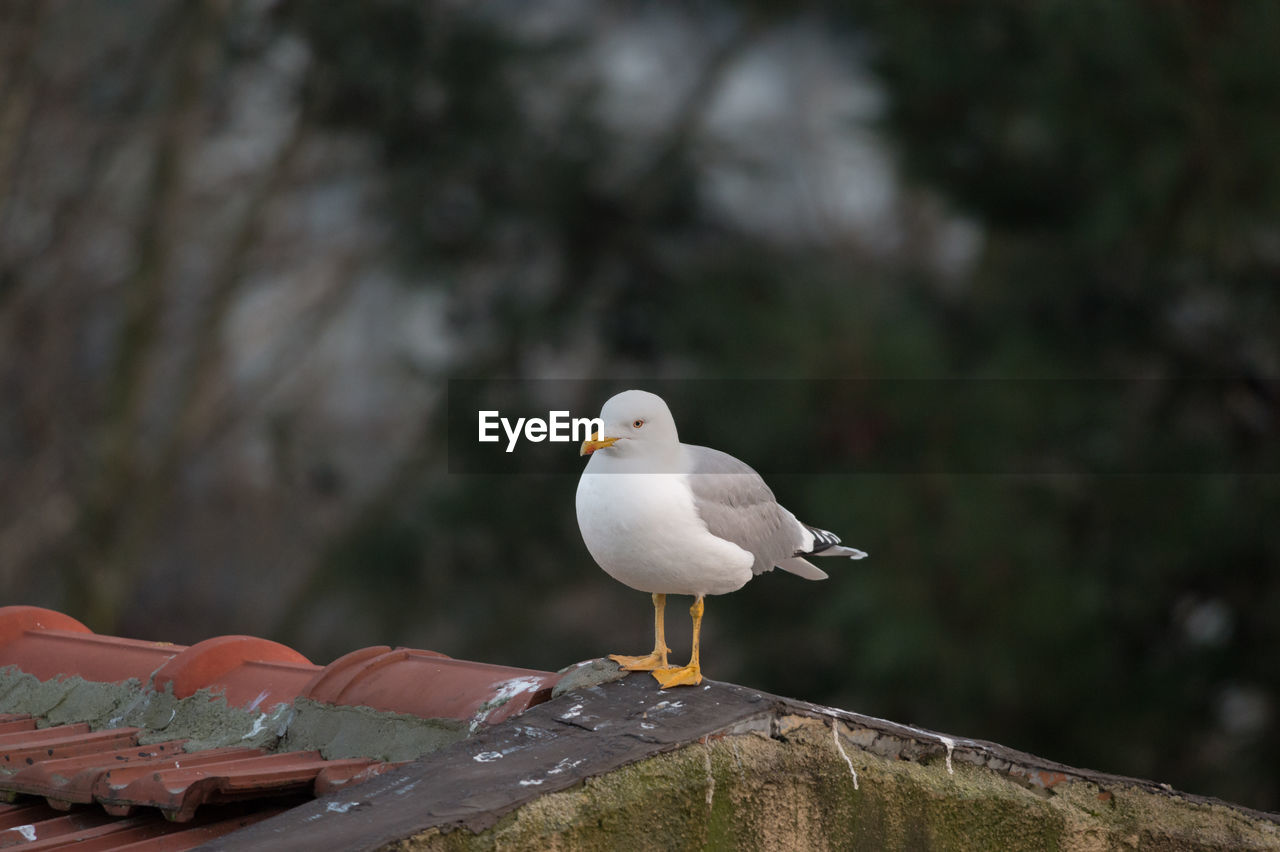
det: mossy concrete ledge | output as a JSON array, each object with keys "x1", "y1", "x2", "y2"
[
  {"x1": 211, "y1": 665, "x2": 1279, "y2": 852},
  {"x1": 403, "y1": 717, "x2": 1276, "y2": 851}
]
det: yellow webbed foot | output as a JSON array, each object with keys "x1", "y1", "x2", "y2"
[
  {"x1": 609, "y1": 652, "x2": 672, "y2": 672},
  {"x1": 652, "y1": 663, "x2": 702, "y2": 688}
]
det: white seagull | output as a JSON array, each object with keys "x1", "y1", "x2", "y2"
[{"x1": 576, "y1": 389, "x2": 867, "y2": 687}]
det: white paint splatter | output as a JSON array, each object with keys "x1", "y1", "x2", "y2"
[
  {"x1": 518, "y1": 778, "x2": 544, "y2": 787},
  {"x1": 325, "y1": 801, "x2": 359, "y2": 814},
  {"x1": 474, "y1": 751, "x2": 503, "y2": 763},
  {"x1": 10, "y1": 826, "x2": 36, "y2": 842},
  {"x1": 938, "y1": 736, "x2": 956, "y2": 775},
  {"x1": 560, "y1": 703, "x2": 584, "y2": 720},
  {"x1": 831, "y1": 720, "x2": 859, "y2": 790}
]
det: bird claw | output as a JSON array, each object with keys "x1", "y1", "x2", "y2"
[
  {"x1": 609, "y1": 652, "x2": 671, "y2": 672},
  {"x1": 652, "y1": 664, "x2": 702, "y2": 688}
]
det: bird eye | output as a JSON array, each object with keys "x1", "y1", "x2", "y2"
[{"x1": 632, "y1": 419, "x2": 645, "y2": 429}]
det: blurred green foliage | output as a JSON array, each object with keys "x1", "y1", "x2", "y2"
[{"x1": 277, "y1": 0, "x2": 1278, "y2": 810}]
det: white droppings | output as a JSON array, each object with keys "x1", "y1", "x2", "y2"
[
  {"x1": 547, "y1": 757, "x2": 586, "y2": 775},
  {"x1": 10, "y1": 826, "x2": 36, "y2": 842},
  {"x1": 474, "y1": 751, "x2": 503, "y2": 763},
  {"x1": 241, "y1": 713, "x2": 269, "y2": 740},
  {"x1": 560, "y1": 703, "x2": 584, "y2": 720},
  {"x1": 470, "y1": 676, "x2": 547, "y2": 732},
  {"x1": 831, "y1": 719, "x2": 859, "y2": 790},
  {"x1": 325, "y1": 800, "x2": 359, "y2": 814},
  {"x1": 273, "y1": 705, "x2": 297, "y2": 737},
  {"x1": 491, "y1": 675, "x2": 544, "y2": 702},
  {"x1": 938, "y1": 736, "x2": 956, "y2": 775},
  {"x1": 703, "y1": 742, "x2": 715, "y2": 807},
  {"x1": 639, "y1": 722, "x2": 656, "y2": 730},
  {"x1": 813, "y1": 703, "x2": 979, "y2": 773},
  {"x1": 518, "y1": 778, "x2": 544, "y2": 787}
]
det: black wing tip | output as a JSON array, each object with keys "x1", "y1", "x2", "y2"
[{"x1": 802, "y1": 524, "x2": 844, "y2": 555}]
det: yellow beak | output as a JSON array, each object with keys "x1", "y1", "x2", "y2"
[{"x1": 580, "y1": 431, "x2": 620, "y2": 456}]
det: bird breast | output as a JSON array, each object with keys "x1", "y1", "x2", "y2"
[{"x1": 576, "y1": 472, "x2": 754, "y2": 597}]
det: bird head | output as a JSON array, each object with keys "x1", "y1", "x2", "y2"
[{"x1": 580, "y1": 389, "x2": 680, "y2": 458}]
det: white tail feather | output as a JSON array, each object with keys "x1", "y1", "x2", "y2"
[{"x1": 779, "y1": 557, "x2": 829, "y2": 580}]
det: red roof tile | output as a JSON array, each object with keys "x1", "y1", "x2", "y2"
[
  {"x1": 3, "y1": 737, "x2": 187, "y2": 808},
  {"x1": 0, "y1": 605, "x2": 561, "y2": 849},
  {"x1": 0, "y1": 607, "x2": 182, "y2": 685},
  {"x1": 96, "y1": 750, "x2": 380, "y2": 822},
  {"x1": 1, "y1": 726, "x2": 143, "y2": 768},
  {"x1": 302, "y1": 647, "x2": 556, "y2": 725},
  {"x1": 0, "y1": 800, "x2": 285, "y2": 851},
  {"x1": 151, "y1": 636, "x2": 315, "y2": 709}
]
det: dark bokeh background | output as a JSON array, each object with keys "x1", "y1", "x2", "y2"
[{"x1": 2, "y1": 0, "x2": 1277, "y2": 810}]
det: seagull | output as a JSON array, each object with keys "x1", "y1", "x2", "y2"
[{"x1": 575, "y1": 389, "x2": 867, "y2": 687}]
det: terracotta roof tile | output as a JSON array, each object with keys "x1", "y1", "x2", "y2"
[
  {"x1": 150, "y1": 636, "x2": 314, "y2": 708},
  {"x1": 96, "y1": 751, "x2": 381, "y2": 822},
  {"x1": 0, "y1": 716, "x2": 38, "y2": 736},
  {"x1": 0, "y1": 605, "x2": 561, "y2": 849},
  {"x1": 0, "y1": 609, "x2": 183, "y2": 685},
  {"x1": 0, "y1": 800, "x2": 286, "y2": 850},
  {"x1": 0, "y1": 726, "x2": 144, "y2": 769},
  {"x1": 3, "y1": 739, "x2": 187, "y2": 808},
  {"x1": 301, "y1": 647, "x2": 556, "y2": 725}
]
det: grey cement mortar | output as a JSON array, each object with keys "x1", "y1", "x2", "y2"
[
  {"x1": 0, "y1": 668, "x2": 81, "y2": 719},
  {"x1": 42, "y1": 677, "x2": 143, "y2": 728},
  {"x1": 127, "y1": 688, "x2": 294, "y2": 752},
  {"x1": 552, "y1": 658, "x2": 627, "y2": 698},
  {"x1": 0, "y1": 668, "x2": 473, "y2": 763},
  {"x1": 282, "y1": 698, "x2": 467, "y2": 762}
]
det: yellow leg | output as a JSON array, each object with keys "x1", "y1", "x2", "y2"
[
  {"x1": 653, "y1": 596, "x2": 704, "y2": 687},
  {"x1": 610, "y1": 593, "x2": 673, "y2": 671}
]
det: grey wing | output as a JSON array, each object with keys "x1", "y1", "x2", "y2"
[{"x1": 684, "y1": 444, "x2": 816, "y2": 576}]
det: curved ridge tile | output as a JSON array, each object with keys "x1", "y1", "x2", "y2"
[
  {"x1": 302, "y1": 648, "x2": 557, "y2": 724},
  {"x1": 152, "y1": 636, "x2": 318, "y2": 709}
]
